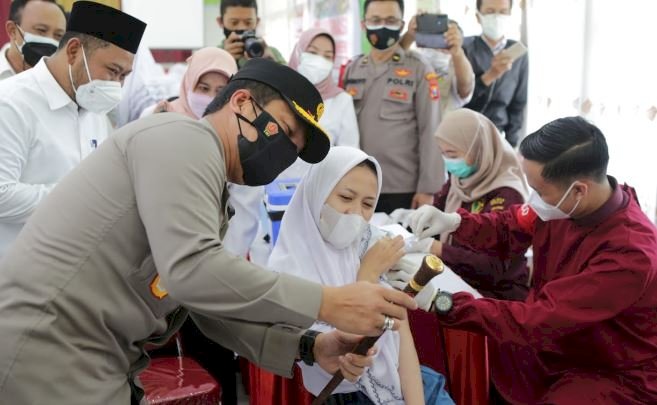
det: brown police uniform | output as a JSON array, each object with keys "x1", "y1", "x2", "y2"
[
  {"x1": 0, "y1": 45, "x2": 336, "y2": 404},
  {"x1": 342, "y1": 46, "x2": 444, "y2": 212}
]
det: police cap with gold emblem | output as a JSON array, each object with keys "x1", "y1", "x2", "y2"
[
  {"x1": 67, "y1": 1, "x2": 146, "y2": 54},
  {"x1": 231, "y1": 58, "x2": 330, "y2": 163}
]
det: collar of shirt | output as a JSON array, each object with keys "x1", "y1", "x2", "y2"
[
  {"x1": 481, "y1": 36, "x2": 508, "y2": 55},
  {"x1": 0, "y1": 42, "x2": 16, "y2": 80},
  {"x1": 573, "y1": 176, "x2": 628, "y2": 227},
  {"x1": 32, "y1": 57, "x2": 76, "y2": 111}
]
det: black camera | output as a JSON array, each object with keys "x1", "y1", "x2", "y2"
[{"x1": 238, "y1": 30, "x2": 265, "y2": 58}]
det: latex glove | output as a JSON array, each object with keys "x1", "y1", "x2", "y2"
[
  {"x1": 405, "y1": 237, "x2": 434, "y2": 254},
  {"x1": 389, "y1": 208, "x2": 415, "y2": 227},
  {"x1": 414, "y1": 282, "x2": 438, "y2": 311},
  {"x1": 409, "y1": 205, "x2": 461, "y2": 239},
  {"x1": 386, "y1": 255, "x2": 418, "y2": 290},
  {"x1": 386, "y1": 269, "x2": 411, "y2": 290}
]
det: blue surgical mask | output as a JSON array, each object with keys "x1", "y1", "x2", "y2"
[{"x1": 444, "y1": 157, "x2": 477, "y2": 178}]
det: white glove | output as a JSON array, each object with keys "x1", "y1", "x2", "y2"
[
  {"x1": 409, "y1": 205, "x2": 461, "y2": 239},
  {"x1": 386, "y1": 269, "x2": 411, "y2": 290},
  {"x1": 414, "y1": 281, "x2": 438, "y2": 311},
  {"x1": 389, "y1": 208, "x2": 415, "y2": 228},
  {"x1": 386, "y1": 255, "x2": 418, "y2": 289},
  {"x1": 405, "y1": 237, "x2": 434, "y2": 254}
]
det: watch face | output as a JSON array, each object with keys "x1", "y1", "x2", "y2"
[{"x1": 434, "y1": 292, "x2": 453, "y2": 314}]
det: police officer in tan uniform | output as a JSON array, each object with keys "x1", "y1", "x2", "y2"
[
  {"x1": 0, "y1": 58, "x2": 417, "y2": 404},
  {"x1": 343, "y1": 0, "x2": 444, "y2": 213}
]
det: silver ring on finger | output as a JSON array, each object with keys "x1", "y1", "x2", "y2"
[{"x1": 381, "y1": 315, "x2": 394, "y2": 331}]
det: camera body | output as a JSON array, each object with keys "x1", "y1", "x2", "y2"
[
  {"x1": 416, "y1": 14, "x2": 449, "y2": 49},
  {"x1": 238, "y1": 30, "x2": 265, "y2": 58}
]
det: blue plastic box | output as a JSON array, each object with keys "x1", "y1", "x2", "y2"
[{"x1": 265, "y1": 178, "x2": 300, "y2": 245}]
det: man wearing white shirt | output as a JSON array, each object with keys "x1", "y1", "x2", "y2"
[
  {"x1": 0, "y1": 1, "x2": 146, "y2": 257},
  {"x1": 1, "y1": 0, "x2": 65, "y2": 80}
]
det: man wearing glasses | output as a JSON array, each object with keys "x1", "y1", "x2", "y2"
[{"x1": 341, "y1": 0, "x2": 443, "y2": 213}]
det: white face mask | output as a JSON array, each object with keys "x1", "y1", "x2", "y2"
[
  {"x1": 478, "y1": 12, "x2": 511, "y2": 41},
  {"x1": 297, "y1": 52, "x2": 334, "y2": 85},
  {"x1": 417, "y1": 48, "x2": 452, "y2": 76},
  {"x1": 68, "y1": 45, "x2": 123, "y2": 114},
  {"x1": 527, "y1": 182, "x2": 581, "y2": 222},
  {"x1": 188, "y1": 91, "x2": 214, "y2": 119},
  {"x1": 318, "y1": 204, "x2": 369, "y2": 249}
]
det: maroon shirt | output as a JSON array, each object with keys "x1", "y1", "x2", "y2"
[
  {"x1": 440, "y1": 178, "x2": 657, "y2": 403},
  {"x1": 434, "y1": 182, "x2": 529, "y2": 300}
]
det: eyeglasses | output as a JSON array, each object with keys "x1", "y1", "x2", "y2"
[{"x1": 364, "y1": 17, "x2": 403, "y2": 30}]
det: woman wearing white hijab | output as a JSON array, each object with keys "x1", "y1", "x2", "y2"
[{"x1": 268, "y1": 147, "x2": 424, "y2": 405}]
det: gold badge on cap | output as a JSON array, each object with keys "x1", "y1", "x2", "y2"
[
  {"x1": 293, "y1": 100, "x2": 318, "y2": 125},
  {"x1": 316, "y1": 103, "x2": 325, "y2": 120}
]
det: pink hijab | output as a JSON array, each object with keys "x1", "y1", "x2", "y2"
[
  {"x1": 168, "y1": 47, "x2": 238, "y2": 118},
  {"x1": 288, "y1": 28, "x2": 343, "y2": 100}
]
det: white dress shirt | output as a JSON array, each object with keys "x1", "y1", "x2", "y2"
[
  {"x1": 0, "y1": 43, "x2": 16, "y2": 81},
  {"x1": 0, "y1": 59, "x2": 111, "y2": 257}
]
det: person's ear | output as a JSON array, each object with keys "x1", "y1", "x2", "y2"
[
  {"x1": 229, "y1": 89, "x2": 253, "y2": 114},
  {"x1": 6, "y1": 20, "x2": 19, "y2": 43},
  {"x1": 217, "y1": 16, "x2": 224, "y2": 28},
  {"x1": 256, "y1": 17, "x2": 261, "y2": 28},
  {"x1": 66, "y1": 37, "x2": 82, "y2": 66},
  {"x1": 573, "y1": 182, "x2": 588, "y2": 199},
  {"x1": 360, "y1": 20, "x2": 366, "y2": 30}
]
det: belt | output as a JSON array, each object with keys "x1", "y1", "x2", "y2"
[{"x1": 320, "y1": 391, "x2": 374, "y2": 405}]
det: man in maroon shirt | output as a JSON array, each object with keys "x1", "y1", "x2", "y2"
[{"x1": 410, "y1": 116, "x2": 657, "y2": 404}]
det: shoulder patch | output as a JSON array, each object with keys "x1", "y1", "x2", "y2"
[
  {"x1": 426, "y1": 73, "x2": 440, "y2": 101},
  {"x1": 515, "y1": 204, "x2": 537, "y2": 234},
  {"x1": 490, "y1": 197, "x2": 506, "y2": 207},
  {"x1": 470, "y1": 199, "x2": 485, "y2": 214},
  {"x1": 150, "y1": 275, "x2": 168, "y2": 300}
]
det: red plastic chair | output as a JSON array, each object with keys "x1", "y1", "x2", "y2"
[
  {"x1": 248, "y1": 362, "x2": 313, "y2": 405},
  {"x1": 141, "y1": 335, "x2": 221, "y2": 404}
]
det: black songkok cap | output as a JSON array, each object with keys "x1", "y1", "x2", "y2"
[{"x1": 67, "y1": 1, "x2": 146, "y2": 54}]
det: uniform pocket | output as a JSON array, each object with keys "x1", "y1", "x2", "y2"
[
  {"x1": 127, "y1": 255, "x2": 179, "y2": 319},
  {"x1": 380, "y1": 84, "x2": 415, "y2": 120}
]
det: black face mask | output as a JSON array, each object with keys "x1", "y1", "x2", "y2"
[
  {"x1": 223, "y1": 28, "x2": 245, "y2": 39},
  {"x1": 15, "y1": 28, "x2": 58, "y2": 67},
  {"x1": 366, "y1": 27, "x2": 401, "y2": 50},
  {"x1": 236, "y1": 100, "x2": 298, "y2": 186},
  {"x1": 22, "y1": 42, "x2": 57, "y2": 67}
]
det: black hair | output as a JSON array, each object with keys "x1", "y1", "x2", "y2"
[
  {"x1": 357, "y1": 159, "x2": 379, "y2": 177},
  {"x1": 57, "y1": 31, "x2": 111, "y2": 53},
  {"x1": 220, "y1": 0, "x2": 258, "y2": 17},
  {"x1": 9, "y1": 0, "x2": 62, "y2": 25},
  {"x1": 476, "y1": 0, "x2": 513, "y2": 12},
  {"x1": 363, "y1": 0, "x2": 404, "y2": 17},
  {"x1": 204, "y1": 79, "x2": 283, "y2": 116},
  {"x1": 519, "y1": 116, "x2": 609, "y2": 185}
]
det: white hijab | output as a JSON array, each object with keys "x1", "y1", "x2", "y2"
[{"x1": 268, "y1": 146, "x2": 404, "y2": 404}]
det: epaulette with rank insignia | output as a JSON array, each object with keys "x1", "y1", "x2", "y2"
[{"x1": 338, "y1": 54, "x2": 363, "y2": 89}]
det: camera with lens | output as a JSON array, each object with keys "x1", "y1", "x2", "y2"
[{"x1": 238, "y1": 30, "x2": 265, "y2": 58}]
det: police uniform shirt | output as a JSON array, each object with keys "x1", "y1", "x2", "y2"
[
  {"x1": 0, "y1": 58, "x2": 111, "y2": 257},
  {"x1": 343, "y1": 46, "x2": 444, "y2": 195},
  {"x1": 0, "y1": 113, "x2": 322, "y2": 403}
]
